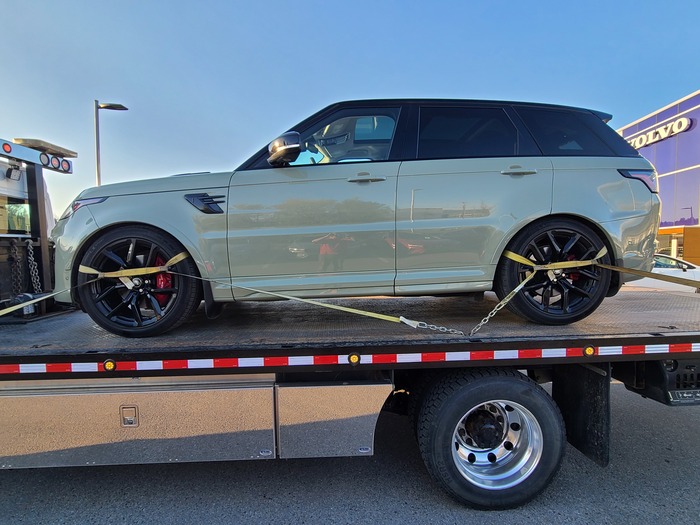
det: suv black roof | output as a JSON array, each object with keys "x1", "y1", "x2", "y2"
[
  {"x1": 330, "y1": 99, "x2": 612, "y2": 122},
  {"x1": 239, "y1": 98, "x2": 621, "y2": 170}
]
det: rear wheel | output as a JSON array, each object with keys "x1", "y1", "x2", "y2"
[
  {"x1": 417, "y1": 369, "x2": 565, "y2": 509},
  {"x1": 494, "y1": 218, "x2": 612, "y2": 325},
  {"x1": 77, "y1": 226, "x2": 201, "y2": 337}
]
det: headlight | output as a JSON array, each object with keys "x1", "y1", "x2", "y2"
[{"x1": 59, "y1": 197, "x2": 108, "y2": 220}]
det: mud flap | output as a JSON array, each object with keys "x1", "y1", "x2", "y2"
[{"x1": 552, "y1": 363, "x2": 611, "y2": 467}]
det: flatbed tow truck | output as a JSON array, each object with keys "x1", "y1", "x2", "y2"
[
  {"x1": 1, "y1": 136, "x2": 700, "y2": 509},
  {"x1": 2, "y1": 289, "x2": 700, "y2": 509}
]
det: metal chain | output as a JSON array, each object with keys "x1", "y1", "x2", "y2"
[
  {"x1": 415, "y1": 321, "x2": 465, "y2": 336},
  {"x1": 9, "y1": 239, "x2": 23, "y2": 296},
  {"x1": 25, "y1": 240, "x2": 43, "y2": 294},
  {"x1": 468, "y1": 271, "x2": 538, "y2": 337},
  {"x1": 468, "y1": 299, "x2": 511, "y2": 337}
]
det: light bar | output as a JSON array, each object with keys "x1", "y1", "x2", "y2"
[{"x1": 2, "y1": 138, "x2": 75, "y2": 174}]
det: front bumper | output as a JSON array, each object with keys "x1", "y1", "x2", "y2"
[{"x1": 50, "y1": 207, "x2": 100, "y2": 304}]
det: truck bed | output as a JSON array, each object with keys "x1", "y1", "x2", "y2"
[{"x1": 2, "y1": 288, "x2": 699, "y2": 359}]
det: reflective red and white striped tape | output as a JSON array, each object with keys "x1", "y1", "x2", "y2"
[{"x1": 1, "y1": 342, "x2": 698, "y2": 376}]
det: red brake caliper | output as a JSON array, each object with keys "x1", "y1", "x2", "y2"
[
  {"x1": 154, "y1": 255, "x2": 172, "y2": 306},
  {"x1": 567, "y1": 255, "x2": 580, "y2": 281}
]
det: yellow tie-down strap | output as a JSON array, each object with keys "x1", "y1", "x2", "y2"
[
  {"x1": 503, "y1": 247, "x2": 700, "y2": 289},
  {"x1": 0, "y1": 252, "x2": 190, "y2": 318},
  {"x1": 598, "y1": 262, "x2": 700, "y2": 289},
  {"x1": 77, "y1": 253, "x2": 422, "y2": 329},
  {"x1": 0, "y1": 290, "x2": 67, "y2": 317},
  {"x1": 78, "y1": 252, "x2": 190, "y2": 279},
  {"x1": 503, "y1": 247, "x2": 609, "y2": 272}
]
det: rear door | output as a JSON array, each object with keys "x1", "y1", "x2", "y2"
[{"x1": 395, "y1": 105, "x2": 553, "y2": 292}]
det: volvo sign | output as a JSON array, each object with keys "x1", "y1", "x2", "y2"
[{"x1": 627, "y1": 117, "x2": 692, "y2": 149}]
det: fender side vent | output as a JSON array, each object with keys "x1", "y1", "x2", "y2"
[{"x1": 185, "y1": 193, "x2": 225, "y2": 214}]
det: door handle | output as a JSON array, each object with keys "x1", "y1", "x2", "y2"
[
  {"x1": 501, "y1": 166, "x2": 538, "y2": 176},
  {"x1": 347, "y1": 173, "x2": 387, "y2": 183}
]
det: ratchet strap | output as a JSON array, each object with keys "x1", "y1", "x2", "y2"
[
  {"x1": 503, "y1": 247, "x2": 609, "y2": 271},
  {"x1": 0, "y1": 253, "x2": 189, "y2": 318},
  {"x1": 504, "y1": 248, "x2": 700, "y2": 289},
  {"x1": 228, "y1": 283, "x2": 423, "y2": 328},
  {"x1": 76, "y1": 252, "x2": 424, "y2": 329},
  {"x1": 78, "y1": 252, "x2": 189, "y2": 279},
  {"x1": 598, "y1": 262, "x2": 700, "y2": 289},
  {"x1": 0, "y1": 290, "x2": 66, "y2": 317}
]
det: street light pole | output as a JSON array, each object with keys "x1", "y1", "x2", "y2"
[{"x1": 94, "y1": 100, "x2": 128, "y2": 187}]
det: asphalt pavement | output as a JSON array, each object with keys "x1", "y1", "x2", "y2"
[{"x1": 0, "y1": 383, "x2": 697, "y2": 525}]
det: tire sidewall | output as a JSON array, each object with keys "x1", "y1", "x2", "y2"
[{"x1": 419, "y1": 373, "x2": 565, "y2": 509}]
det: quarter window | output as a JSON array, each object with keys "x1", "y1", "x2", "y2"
[
  {"x1": 516, "y1": 107, "x2": 636, "y2": 157},
  {"x1": 418, "y1": 107, "x2": 518, "y2": 159}
]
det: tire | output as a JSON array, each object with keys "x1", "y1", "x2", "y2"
[
  {"x1": 417, "y1": 369, "x2": 565, "y2": 509},
  {"x1": 77, "y1": 226, "x2": 201, "y2": 337},
  {"x1": 494, "y1": 218, "x2": 612, "y2": 325}
]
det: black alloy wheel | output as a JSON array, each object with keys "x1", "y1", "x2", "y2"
[
  {"x1": 77, "y1": 226, "x2": 201, "y2": 337},
  {"x1": 494, "y1": 218, "x2": 612, "y2": 325}
]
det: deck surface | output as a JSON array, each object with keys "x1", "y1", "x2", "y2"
[{"x1": 2, "y1": 287, "x2": 699, "y2": 357}]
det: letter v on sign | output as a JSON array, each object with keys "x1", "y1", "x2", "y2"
[{"x1": 655, "y1": 123, "x2": 673, "y2": 140}]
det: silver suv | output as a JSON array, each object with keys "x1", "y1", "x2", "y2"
[{"x1": 53, "y1": 99, "x2": 661, "y2": 336}]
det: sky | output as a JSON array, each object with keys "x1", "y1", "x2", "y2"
[{"x1": 2, "y1": 0, "x2": 700, "y2": 217}]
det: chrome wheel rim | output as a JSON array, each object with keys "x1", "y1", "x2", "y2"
[{"x1": 452, "y1": 400, "x2": 543, "y2": 490}]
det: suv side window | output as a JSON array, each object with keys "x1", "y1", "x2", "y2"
[
  {"x1": 290, "y1": 108, "x2": 400, "y2": 166},
  {"x1": 516, "y1": 107, "x2": 638, "y2": 157},
  {"x1": 418, "y1": 107, "x2": 519, "y2": 159}
]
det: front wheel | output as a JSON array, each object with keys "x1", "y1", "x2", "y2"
[
  {"x1": 76, "y1": 226, "x2": 201, "y2": 337},
  {"x1": 494, "y1": 218, "x2": 612, "y2": 325},
  {"x1": 417, "y1": 369, "x2": 565, "y2": 509}
]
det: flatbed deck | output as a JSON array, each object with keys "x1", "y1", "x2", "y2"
[{"x1": 2, "y1": 288, "x2": 699, "y2": 359}]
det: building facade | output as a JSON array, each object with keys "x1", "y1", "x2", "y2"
[{"x1": 618, "y1": 90, "x2": 700, "y2": 263}]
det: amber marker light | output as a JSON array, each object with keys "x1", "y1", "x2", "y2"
[
  {"x1": 583, "y1": 346, "x2": 597, "y2": 357},
  {"x1": 348, "y1": 353, "x2": 361, "y2": 366},
  {"x1": 103, "y1": 359, "x2": 117, "y2": 372}
]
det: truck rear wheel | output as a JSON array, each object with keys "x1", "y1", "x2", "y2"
[{"x1": 417, "y1": 369, "x2": 565, "y2": 509}]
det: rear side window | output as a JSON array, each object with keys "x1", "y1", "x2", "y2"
[
  {"x1": 517, "y1": 107, "x2": 639, "y2": 157},
  {"x1": 418, "y1": 107, "x2": 518, "y2": 159}
]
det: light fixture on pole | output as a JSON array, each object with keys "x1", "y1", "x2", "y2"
[{"x1": 94, "y1": 100, "x2": 128, "y2": 187}]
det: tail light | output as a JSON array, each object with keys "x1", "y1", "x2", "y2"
[{"x1": 619, "y1": 169, "x2": 659, "y2": 193}]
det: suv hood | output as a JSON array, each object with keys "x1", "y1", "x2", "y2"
[{"x1": 77, "y1": 171, "x2": 234, "y2": 199}]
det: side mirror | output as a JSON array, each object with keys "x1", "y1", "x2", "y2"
[{"x1": 267, "y1": 131, "x2": 301, "y2": 166}]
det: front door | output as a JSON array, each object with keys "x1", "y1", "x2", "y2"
[{"x1": 227, "y1": 107, "x2": 402, "y2": 298}]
